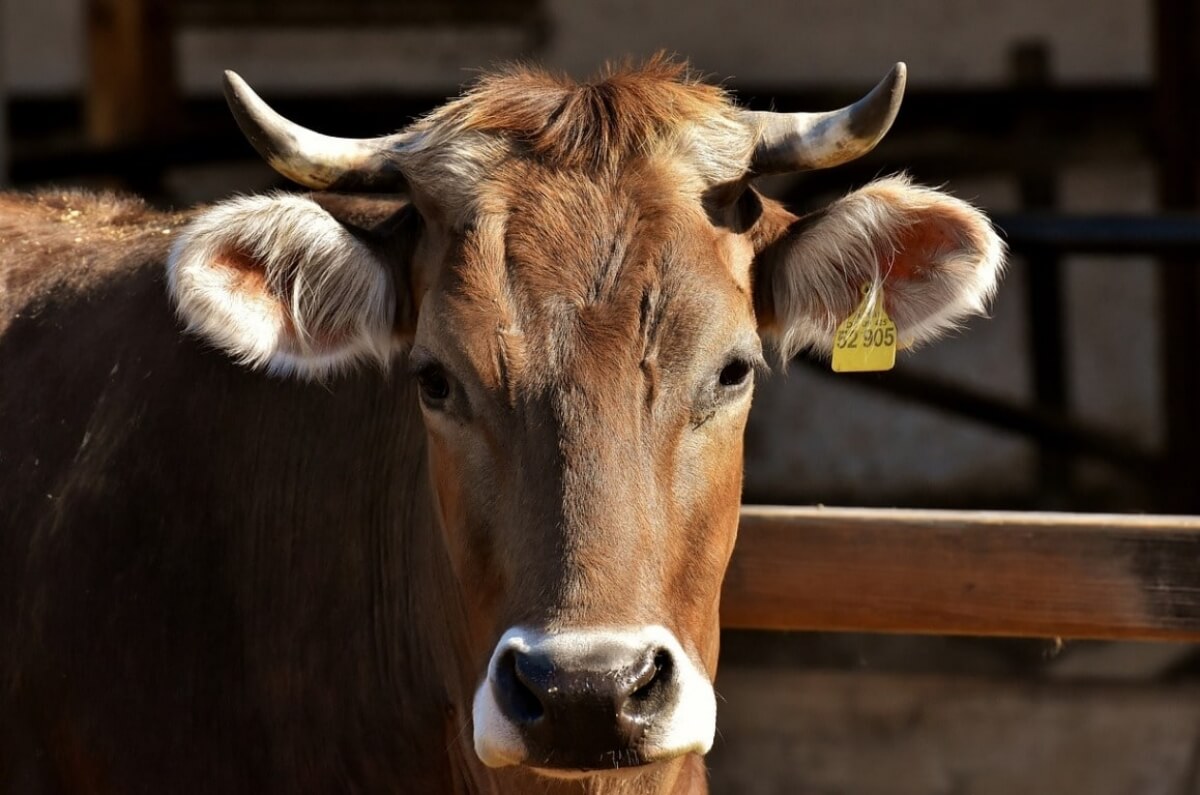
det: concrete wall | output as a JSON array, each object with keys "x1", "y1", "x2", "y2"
[
  {"x1": 2, "y1": 0, "x2": 81, "y2": 95},
  {"x1": 709, "y1": 669, "x2": 1200, "y2": 795},
  {"x1": 3, "y1": 0, "x2": 1152, "y2": 94}
]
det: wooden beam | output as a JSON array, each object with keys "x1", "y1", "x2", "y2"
[
  {"x1": 86, "y1": 0, "x2": 178, "y2": 147},
  {"x1": 723, "y1": 506, "x2": 1200, "y2": 641}
]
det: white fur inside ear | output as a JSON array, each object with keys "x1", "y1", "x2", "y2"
[
  {"x1": 167, "y1": 193, "x2": 397, "y2": 379},
  {"x1": 769, "y1": 175, "x2": 1006, "y2": 361}
]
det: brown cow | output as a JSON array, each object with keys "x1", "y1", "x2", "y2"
[{"x1": 0, "y1": 57, "x2": 1004, "y2": 794}]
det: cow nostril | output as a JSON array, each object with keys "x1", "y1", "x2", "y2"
[
  {"x1": 630, "y1": 648, "x2": 673, "y2": 704},
  {"x1": 494, "y1": 649, "x2": 544, "y2": 724}
]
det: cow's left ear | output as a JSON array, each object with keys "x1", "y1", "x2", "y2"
[
  {"x1": 754, "y1": 176, "x2": 1005, "y2": 359},
  {"x1": 168, "y1": 193, "x2": 410, "y2": 380}
]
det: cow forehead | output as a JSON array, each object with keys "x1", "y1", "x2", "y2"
[
  {"x1": 396, "y1": 58, "x2": 755, "y2": 225},
  {"x1": 422, "y1": 167, "x2": 756, "y2": 397}
]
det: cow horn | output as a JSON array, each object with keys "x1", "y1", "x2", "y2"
[
  {"x1": 223, "y1": 71, "x2": 409, "y2": 193},
  {"x1": 743, "y1": 62, "x2": 907, "y2": 175}
]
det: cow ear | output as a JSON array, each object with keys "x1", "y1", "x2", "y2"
[
  {"x1": 755, "y1": 176, "x2": 1005, "y2": 360},
  {"x1": 168, "y1": 193, "x2": 408, "y2": 379}
]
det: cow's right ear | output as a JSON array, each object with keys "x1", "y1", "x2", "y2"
[{"x1": 168, "y1": 193, "x2": 412, "y2": 380}]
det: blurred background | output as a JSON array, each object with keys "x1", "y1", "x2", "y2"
[{"x1": 3, "y1": 0, "x2": 1200, "y2": 792}]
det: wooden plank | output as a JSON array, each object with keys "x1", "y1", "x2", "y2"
[
  {"x1": 722, "y1": 506, "x2": 1200, "y2": 641},
  {"x1": 178, "y1": 0, "x2": 543, "y2": 27},
  {"x1": 86, "y1": 0, "x2": 178, "y2": 147}
]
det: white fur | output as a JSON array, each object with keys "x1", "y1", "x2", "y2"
[
  {"x1": 167, "y1": 194, "x2": 398, "y2": 379},
  {"x1": 768, "y1": 175, "x2": 1006, "y2": 361},
  {"x1": 472, "y1": 625, "x2": 716, "y2": 771}
]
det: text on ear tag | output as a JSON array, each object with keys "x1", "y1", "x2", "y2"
[{"x1": 832, "y1": 287, "x2": 897, "y2": 373}]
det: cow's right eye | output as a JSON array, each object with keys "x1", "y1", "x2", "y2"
[{"x1": 416, "y1": 363, "x2": 451, "y2": 404}]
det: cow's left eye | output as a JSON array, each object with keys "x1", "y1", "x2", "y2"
[
  {"x1": 416, "y1": 363, "x2": 451, "y2": 404},
  {"x1": 718, "y1": 358, "x2": 753, "y2": 388}
]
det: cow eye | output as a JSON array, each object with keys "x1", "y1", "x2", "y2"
[
  {"x1": 416, "y1": 363, "x2": 451, "y2": 404},
  {"x1": 718, "y1": 358, "x2": 753, "y2": 388}
]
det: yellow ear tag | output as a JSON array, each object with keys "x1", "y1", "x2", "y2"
[{"x1": 831, "y1": 286, "x2": 897, "y2": 373}]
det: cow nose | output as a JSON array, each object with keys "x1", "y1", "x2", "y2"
[
  {"x1": 474, "y1": 627, "x2": 717, "y2": 770},
  {"x1": 492, "y1": 643, "x2": 676, "y2": 768}
]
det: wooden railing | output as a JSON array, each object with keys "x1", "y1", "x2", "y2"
[{"x1": 723, "y1": 507, "x2": 1200, "y2": 642}]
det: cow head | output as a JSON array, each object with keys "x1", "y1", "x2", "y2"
[{"x1": 167, "y1": 59, "x2": 1003, "y2": 778}]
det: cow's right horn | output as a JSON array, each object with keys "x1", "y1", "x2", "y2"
[{"x1": 223, "y1": 71, "x2": 409, "y2": 193}]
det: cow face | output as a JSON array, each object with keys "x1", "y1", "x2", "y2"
[
  {"x1": 410, "y1": 161, "x2": 758, "y2": 771},
  {"x1": 168, "y1": 59, "x2": 1004, "y2": 777}
]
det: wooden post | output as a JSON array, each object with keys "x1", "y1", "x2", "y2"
[
  {"x1": 85, "y1": 0, "x2": 178, "y2": 147},
  {"x1": 0, "y1": 0, "x2": 8, "y2": 187},
  {"x1": 1154, "y1": 0, "x2": 1200, "y2": 512}
]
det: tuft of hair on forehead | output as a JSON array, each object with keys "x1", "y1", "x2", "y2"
[{"x1": 416, "y1": 53, "x2": 750, "y2": 176}]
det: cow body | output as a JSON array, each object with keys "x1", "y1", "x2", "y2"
[
  {"x1": 0, "y1": 193, "x2": 469, "y2": 793},
  {"x1": 1, "y1": 59, "x2": 1004, "y2": 794}
]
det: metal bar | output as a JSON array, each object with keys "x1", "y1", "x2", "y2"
[
  {"x1": 995, "y1": 214, "x2": 1200, "y2": 254},
  {"x1": 1024, "y1": 241, "x2": 1072, "y2": 497},
  {"x1": 723, "y1": 506, "x2": 1200, "y2": 642},
  {"x1": 1154, "y1": 0, "x2": 1200, "y2": 512},
  {"x1": 1012, "y1": 42, "x2": 1072, "y2": 504}
]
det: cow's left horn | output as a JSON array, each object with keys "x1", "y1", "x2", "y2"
[
  {"x1": 223, "y1": 71, "x2": 409, "y2": 193},
  {"x1": 743, "y1": 62, "x2": 906, "y2": 175}
]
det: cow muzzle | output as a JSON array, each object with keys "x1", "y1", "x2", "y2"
[{"x1": 472, "y1": 626, "x2": 716, "y2": 773}]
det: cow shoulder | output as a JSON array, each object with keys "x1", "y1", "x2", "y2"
[{"x1": 1, "y1": 191, "x2": 175, "y2": 332}]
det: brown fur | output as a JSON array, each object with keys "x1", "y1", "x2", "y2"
[
  {"x1": 437, "y1": 56, "x2": 737, "y2": 172},
  {"x1": 393, "y1": 57, "x2": 753, "y2": 223},
  {"x1": 0, "y1": 191, "x2": 187, "y2": 335}
]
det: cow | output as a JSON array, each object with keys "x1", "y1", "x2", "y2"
[{"x1": 0, "y1": 57, "x2": 1004, "y2": 794}]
